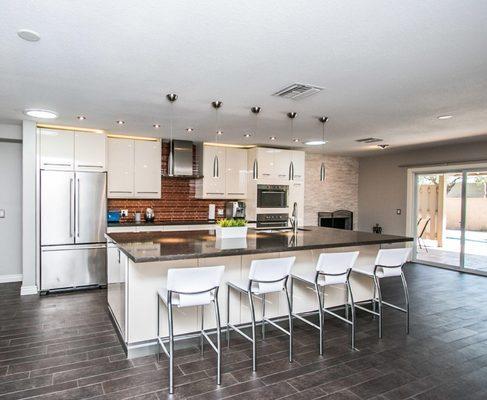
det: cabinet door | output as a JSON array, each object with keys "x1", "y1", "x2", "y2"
[
  {"x1": 225, "y1": 147, "x2": 247, "y2": 198},
  {"x1": 39, "y1": 129, "x2": 75, "y2": 170},
  {"x1": 202, "y1": 145, "x2": 226, "y2": 198},
  {"x1": 273, "y1": 149, "x2": 292, "y2": 181},
  {"x1": 291, "y1": 150, "x2": 305, "y2": 181},
  {"x1": 75, "y1": 131, "x2": 106, "y2": 171},
  {"x1": 255, "y1": 148, "x2": 275, "y2": 179},
  {"x1": 134, "y1": 140, "x2": 161, "y2": 198},
  {"x1": 107, "y1": 138, "x2": 134, "y2": 198}
]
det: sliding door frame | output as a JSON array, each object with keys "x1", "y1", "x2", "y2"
[{"x1": 406, "y1": 162, "x2": 487, "y2": 277}]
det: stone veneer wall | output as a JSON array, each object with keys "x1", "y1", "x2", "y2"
[{"x1": 304, "y1": 153, "x2": 359, "y2": 228}]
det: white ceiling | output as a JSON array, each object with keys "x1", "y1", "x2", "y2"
[{"x1": 2, "y1": 0, "x2": 487, "y2": 155}]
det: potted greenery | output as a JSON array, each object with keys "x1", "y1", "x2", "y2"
[{"x1": 215, "y1": 218, "x2": 248, "y2": 238}]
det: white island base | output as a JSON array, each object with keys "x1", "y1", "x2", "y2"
[{"x1": 108, "y1": 244, "x2": 386, "y2": 359}]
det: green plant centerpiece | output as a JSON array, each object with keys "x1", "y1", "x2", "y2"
[{"x1": 215, "y1": 218, "x2": 248, "y2": 238}]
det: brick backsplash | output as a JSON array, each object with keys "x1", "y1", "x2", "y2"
[{"x1": 107, "y1": 141, "x2": 227, "y2": 222}]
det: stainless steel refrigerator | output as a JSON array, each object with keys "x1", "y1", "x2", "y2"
[{"x1": 40, "y1": 170, "x2": 107, "y2": 293}]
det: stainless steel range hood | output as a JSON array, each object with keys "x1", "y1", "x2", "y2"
[{"x1": 165, "y1": 140, "x2": 203, "y2": 177}]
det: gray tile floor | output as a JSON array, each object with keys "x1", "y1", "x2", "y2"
[{"x1": 1, "y1": 263, "x2": 487, "y2": 399}]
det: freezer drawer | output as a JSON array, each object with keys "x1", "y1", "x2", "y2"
[{"x1": 41, "y1": 245, "x2": 107, "y2": 291}]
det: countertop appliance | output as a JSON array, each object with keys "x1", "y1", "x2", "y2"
[
  {"x1": 256, "y1": 213, "x2": 289, "y2": 228},
  {"x1": 318, "y1": 210, "x2": 353, "y2": 230},
  {"x1": 257, "y1": 184, "x2": 288, "y2": 209},
  {"x1": 145, "y1": 207, "x2": 155, "y2": 222},
  {"x1": 40, "y1": 170, "x2": 107, "y2": 293},
  {"x1": 225, "y1": 201, "x2": 246, "y2": 219}
]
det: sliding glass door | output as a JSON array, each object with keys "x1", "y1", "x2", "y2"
[{"x1": 413, "y1": 168, "x2": 487, "y2": 273}]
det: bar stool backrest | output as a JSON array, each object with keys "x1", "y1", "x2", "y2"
[
  {"x1": 167, "y1": 266, "x2": 225, "y2": 307},
  {"x1": 375, "y1": 248, "x2": 411, "y2": 277},
  {"x1": 316, "y1": 251, "x2": 359, "y2": 276},
  {"x1": 249, "y1": 257, "x2": 296, "y2": 292}
]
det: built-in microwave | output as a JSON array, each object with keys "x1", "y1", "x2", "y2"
[{"x1": 257, "y1": 184, "x2": 288, "y2": 208}]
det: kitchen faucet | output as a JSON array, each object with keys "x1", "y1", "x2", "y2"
[{"x1": 289, "y1": 202, "x2": 298, "y2": 234}]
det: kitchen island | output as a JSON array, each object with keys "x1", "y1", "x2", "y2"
[{"x1": 106, "y1": 227, "x2": 412, "y2": 358}]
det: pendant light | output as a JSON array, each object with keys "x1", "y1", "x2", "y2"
[
  {"x1": 318, "y1": 116, "x2": 328, "y2": 182},
  {"x1": 211, "y1": 101, "x2": 223, "y2": 178},
  {"x1": 166, "y1": 93, "x2": 178, "y2": 176},
  {"x1": 251, "y1": 106, "x2": 261, "y2": 180},
  {"x1": 287, "y1": 112, "x2": 297, "y2": 180}
]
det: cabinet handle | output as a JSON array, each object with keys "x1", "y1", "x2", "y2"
[
  {"x1": 77, "y1": 164, "x2": 103, "y2": 168},
  {"x1": 278, "y1": 174, "x2": 286, "y2": 177},
  {"x1": 262, "y1": 173, "x2": 271, "y2": 176},
  {"x1": 228, "y1": 192, "x2": 244, "y2": 195},
  {"x1": 109, "y1": 191, "x2": 133, "y2": 193},
  {"x1": 43, "y1": 162, "x2": 71, "y2": 166},
  {"x1": 136, "y1": 191, "x2": 159, "y2": 194},
  {"x1": 206, "y1": 192, "x2": 224, "y2": 195}
]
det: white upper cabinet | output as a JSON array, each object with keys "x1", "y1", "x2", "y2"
[
  {"x1": 134, "y1": 140, "x2": 161, "y2": 198},
  {"x1": 290, "y1": 150, "x2": 305, "y2": 181},
  {"x1": 107, "y1": 138, "x2": 135, "y2": 198},
  {"x1": 197, "y1": 145, "x2": 226, "y2": 199},
  {"x1": 39, "y1": 129, "x2": 75, "y2": 170},
  {"x1": 40, "y1": 128, "x2": 107, "y2": 172},
  {"x1": 255, "y1": 147, "x2": 274, "y2": 179},
  {"x1": 75, "y1": 131, "x2": 106, "y2": 171},
  {"x1": 225, "y1": 147, "x2": 247, "y2": 199},
  {"x1": 273, "y1": 149, "x2": 292, "y2": 181},
  {"x1": 107, "y1": 137, "x2": 161, "y2": 199}
]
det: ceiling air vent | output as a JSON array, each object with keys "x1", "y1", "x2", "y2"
[
  {"x1": 272, "y1": 83, "x2": 323, "y2": 100},
  {"x1": 355, "y1": 137, "x2": 383, "y2": 143}
]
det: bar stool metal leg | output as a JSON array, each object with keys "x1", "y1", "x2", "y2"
[
  {"x1": 401, "y1": 271, "x2": 410, "y2": 334},
  {"x1": 284, "y1": 283, "x2": 293, "y2": 362},
  {"x1": 248, "y1": 291, "x2": 257, "y2": 372},
  {"x1": 261, "y1": 294, "x2": 266, "y2": 339},
  {"x1": 168, "y1": 298, "x2": 175, "y2": 394},
  {"x1": 157, "y1": 296, "x2": 161, "y2": 363},
  {"x1": 374, "y1": 276, "x2": 383, "y2": 339},
  {"x1": 372, "y1": 282, "x2": 377, "y2": 319},
  {"x1": 314, "y1": 282, "x2": 324, "y2": 356},
  {"x1": 226, "y1": 288, "x2": 230, "y2": 347},
  {"x1": 346, "y1": 280, "x2": 356, "y2": 350},
  {"x1": 200, "y1": 305, "x2": 205, "y2": 356},
  {"x1": 213, "y1": 289, "x2": 222, "y2": 385}
]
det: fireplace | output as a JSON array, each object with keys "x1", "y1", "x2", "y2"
[{"x1": 318, "y1": 210, "x2": 353, "y2": 230}]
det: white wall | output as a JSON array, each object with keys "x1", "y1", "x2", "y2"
[
  {"x1": 358, "y1": 139, "x2": 487, "y2": 236},
  {"x1": 0, "y1": 124, "x2": 22, "y2": 282}
]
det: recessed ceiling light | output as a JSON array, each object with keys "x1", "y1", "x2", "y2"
[
  {"x1": 24, "y1": 109, "x2": 58, "y2": 119},
  {"x1": 269, "y1": 136, "x2": 277, "y2": 141},
  {"x1": 217, "y1": 130, "x2": 223, "y2": 135},
  {"x1": 377, "y1": 144, "x2": 389, "y2": 149},
  {"x1": 77, "y1": 115, "x2": 86, "y2": 121},
  {"x1": 116, "y1": 120, "x2": 125, "y2": 125},
  {"x1": 186, "y1": 127, "x2": 194, "y2": 133},
  {"x1": 293, "y1": 138, "x2": 300, "y2": 143},
  {"x1": 244, "y1": 133, "x2": 252, "y2": 138},
  {"x1": 17, "y1": 29, "x2": 40, "y2": 42},
  {"x1": 305, "y1": 140, "x2": 327, "y2": 146},
  {"x1": 437, "y1": 115, "x2": 453, "y2": 120},
  {"x1": 153, "y1": 124, "x2": 160, "y2": 129}
]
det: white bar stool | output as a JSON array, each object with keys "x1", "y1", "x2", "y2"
[
  {"x1": 290, "y1": 251, "x2": 359, "y2": 355},
  {"x1": 156, "y1": 265, "x2": 225, "y2": 394},
  {"x1": 353, "y1": 248, "x2": 411, "y2": 338},
  {"x1": 226, "y1": 256, "x2": 296, "y2": 371}
]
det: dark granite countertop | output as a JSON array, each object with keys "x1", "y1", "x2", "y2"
[
  {"x1": 106, "y1": 226, "x2": 413, "y2": 263},
  {"x1": 107, "y1": 220, "x2": 216, "y2": 227}
]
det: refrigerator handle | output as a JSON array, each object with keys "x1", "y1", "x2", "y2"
[
  {"x1": 76, "y1": 178, "x2": 80, "y2": 237},
  {"x1": 69, "y1": 178, "x2": 74, "y2": 237}
]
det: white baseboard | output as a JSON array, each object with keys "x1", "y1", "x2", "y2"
[
  {"x1": 0, "y1": 274, "x2": 23, "y2": 283},
  {"x1": 20, "y1": 285, "x2": 38, "y2": 296}
]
